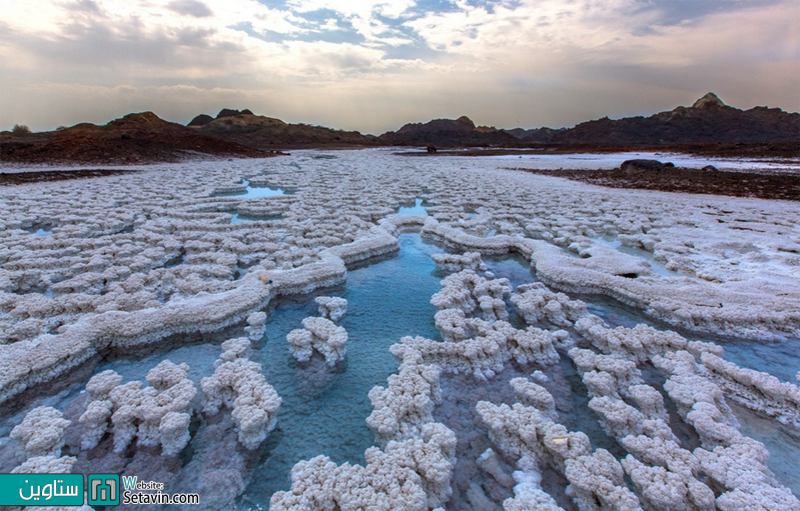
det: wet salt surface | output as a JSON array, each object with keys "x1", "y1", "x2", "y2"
[
  {"x1": 215, "y1": 180, "x2": 290, "y2": 198},
  {"x1": 730, "y1": 402, "x2": 800, "y2": 496},
  {"x1": 397, "y1": 197, "x2": 428, "y2": 215},
  {"x1": 592, "y1": 235, "x2": 680, "y2": 277}
]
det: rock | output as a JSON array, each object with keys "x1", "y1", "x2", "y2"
[
  {"x1": 620, "y1": 159, "x2": 675, "y2": 174},
  {"x1": 187, "y1": 114, "x2": 214, "y2": 127},
  {"x1": 216, "y1": 108, "x2": 254, "y2": 119},
  {"x1": 692, "y1": 92, "x2": 727, "y2": 109}
]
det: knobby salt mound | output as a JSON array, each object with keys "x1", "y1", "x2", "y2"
[{"x1": 0, "y1": 149, "x2": 798, "y2": 509}]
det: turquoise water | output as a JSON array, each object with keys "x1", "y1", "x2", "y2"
[
  {"x1": 712, "y1": 338, "x2": 799, "y2": 384},
  {"x1": 483, "y1": 254, "x2": 537, "y2": 288},
  {"x1": 238, "y1": 234, "x2": 446, "y2": 508},
  {"x1": 730, "y1": 403, "x2": 800, "y2": 497},
  {"x1": 397, "y1": 198, "x2": 428, "y2": 216},
  {"x1": 34, "y1": 228, "x2": 53, "y2": 236},
  {"x1": 216, "y1": 180, "x2": 289, "y2": 198}
]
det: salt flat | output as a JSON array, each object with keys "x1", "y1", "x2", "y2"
[
  {"x1": 476, "y1": 150, "x2": 800, "y2": 173},
  {"x1": 0, "y1": 149, "x2": 798, "y2": 510}
]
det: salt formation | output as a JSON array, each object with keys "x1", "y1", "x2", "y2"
[
  {"x1": 566, "y1": 312, "x2": 799, "y2": 509},
  {"x1": 270, "y1": 422, "x2": 456, "y2": 511},
  {"x1": 366, "y1": 358, "x2": 442, "y2": 445},
  {"x1": 315, "y1": 295, "x2": 348, "y2": 323},
  {"x1": 11, "y1": 455, "x2": 76, "y2": 475},
  {"x1": 431, "y1": 251, "x2": 487, "y2": 272},
  {"x1": 395, "y1": 323, "x2": 558, "y2": 381},
  {"x1": 287, "y1": 316, "x2": 349, "y2": 366},
  {"x1": 510, "y1": 282, "x2": 589, "y2": 328},
  {"x1": 2, "y1": 150, "x2": 800, "y2": 508},
  {"x1": 201, "y1": 338, "x2": 282, "y2": 450},
  {"x1": 700, "y1": 352, "x2": 800, "y2": 429},
  {"x1": 431, "y1": 269, "x2": 512, "y2": 322},
  {"x1": 476, "y1": 377, "x2": 642, "y2": 510},
  {"x1": 244, "y1": 311, "x2": 267, "y2": 341},
  {"x1": 391, "y1": 265, "x2": 560, "y2": 380},
  {"x1": 78, "y1": 361, "x2": 196, "y2": 456},
  {"x1": 10, "y1": 406, "x2": 71, "y2": 457}
]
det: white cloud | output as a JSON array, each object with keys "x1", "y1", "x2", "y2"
[{"x1": 0, "y1": 0, "x2": 797, "y2": 132}]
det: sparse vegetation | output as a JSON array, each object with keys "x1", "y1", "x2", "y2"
[{"x1": 11, "y1": 124, "x2": 31, "y2": 136}]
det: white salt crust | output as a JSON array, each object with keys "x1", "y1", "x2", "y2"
[
  {"x1": 1, "y1": 150, "x2": 799, "y2": 509},
  {"x1": 2, "y1": 150, "x2": 798, "y2": 403}
]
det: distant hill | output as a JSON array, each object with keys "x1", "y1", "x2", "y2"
[
  {"x1": 507, "y1": 93, "x2": 800, "y2": 146},
  {"x1": 502, "y1": 126, "x2": 568, "y2": 144},
  {"x1": 191, "y1": 109, "x2": 376, "y2": 148},
  {"x1": 0, "y1": 112, "x2": 272, "y2": 164},
  {"x1": 378, "y1": 116, "x2": 518, "y2": 147}
]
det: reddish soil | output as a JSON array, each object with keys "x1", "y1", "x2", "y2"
[{"x1": 508, "y1": 166, "x2": 800, "y2": 201}]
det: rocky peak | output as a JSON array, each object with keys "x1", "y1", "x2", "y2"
[
  {"x1": 455, "y1": 116, "x2": 475, "y2": 127},
  {"x1": 105, "y1": 112, "x2": 171, "y2": 130},
  {"x1": 692, "y1": 92, "x2": 726, "y2": 109},
  {"x1": 187, "y1": 114, "x2": 214, "y2": 127},
  {"x1": 216, "y1": 108, "x2": 254, "y2": 119}
]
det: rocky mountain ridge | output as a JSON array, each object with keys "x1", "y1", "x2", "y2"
[
  {"x1": 505, "y1": 93, "x2": 799, "y2": 146},
  {"x1": 190, "y1": 109, "x2": 375, "y2": 149},
  {"x1": 0, "y1": 112, "x2": 272, "y2": 165}
]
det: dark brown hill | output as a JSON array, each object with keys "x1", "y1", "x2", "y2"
[
  {"x1": 187, "y1": 114, "x2": 214, "y2": 127},
  {"x1": 549, "y1": 93, "x2": 800, "y2": 146},
  {"x1": 378, "y1": 116, "x2": 518, "y2": 147},
  {"x1": 1, "y1": 112, "x2": 272, "y2": 165},
  {"x1": 193, "y1": 109, "x2": 375, "y2": 148}
]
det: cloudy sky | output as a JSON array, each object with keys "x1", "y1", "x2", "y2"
[{"x1": 0, "y1": 0, "x2": 797, "y2": 134}]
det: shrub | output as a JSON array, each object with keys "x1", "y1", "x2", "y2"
[{"x1": 11, "y1": 124, "x2": 31, "y2": 136}]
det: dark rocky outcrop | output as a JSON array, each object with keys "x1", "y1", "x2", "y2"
[
  {"x1": 544, "y1": 93, "x2": 800, "y2": 146},
  {"x1": 187, "y1": 114, "x2": 214, "y2": 127},
  {"x1": 0, "y1": 112, "x2": 272, "y2": 164},
  {"x1": 216, "y1": 108, "x2": 254, "y2": 119},
  {"x1": 195, "y1": 110, "x2": 375, "y2": 148},
  {"x1": 620, "y1": 159, "x2": 675, "y2": 174},
  {"x1": 502, "y1": 126, "x2": 569, "y2": 143},
  {"x1": 378, "y1": 116, "x2": 518, "y2": 146}
]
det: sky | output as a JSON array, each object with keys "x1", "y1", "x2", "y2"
[{"x1": 0, "y1": 0, "x2": 798, "y2": 134}]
